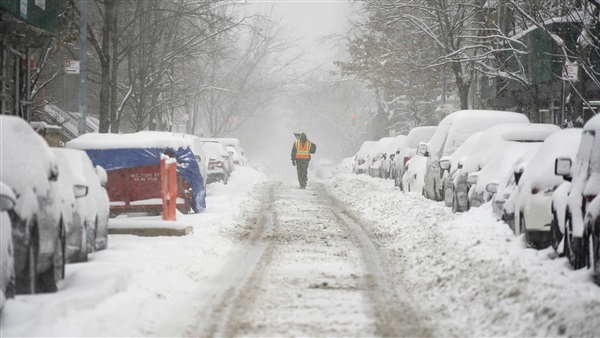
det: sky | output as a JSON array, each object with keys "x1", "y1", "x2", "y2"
[{"x1": 241, "y1": 0, "x2": 355, "y2": 63}]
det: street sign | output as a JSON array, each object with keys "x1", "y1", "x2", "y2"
[
  {"x1": 563, "y1": 60, "x2": 578, "y2": 82},
  {"x1": 65, "y1": 60, "x2": 80, "y2": 74}
]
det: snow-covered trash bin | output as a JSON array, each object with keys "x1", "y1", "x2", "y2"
[{"x1": 66, "y1": 132, "x2": 206, "y2": 219}]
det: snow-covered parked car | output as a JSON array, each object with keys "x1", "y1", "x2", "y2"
[
  {"x1": 0, "y1": 115, "x2": 65, "y2": 294},
  {"x1": 202, "y1": 141, "x2": 231, "y2": 184},
  {"x1": 353, "y1": 141, "x2": 377, "y2": 174},
  {"x1": 54, "y1": 148, "x2": 110, "y2": 254},
  {"x1": 440, "y1": 130, "x2": 484, "y2": 212},
  {"x1": 468, "y1": 124, "x2": 559, "y2": 210},
  {"x1": 0, "y1": 182, "x2": 16, "y2": 310},
  {"x1": 490, "y1": 159, "x2": 527, "y2": 232},
  {"x1": 402, "y1": 155, "x2": 428, "y2": 194},
  {"x1": 201, "y1": 138, "x2": 234, "y2": 176},
  {"x1": 226, "y1": 146, "x2": 244, "y2": 167},
  {"x1": 417, "y1": 110, "x2": 530, "y2": 201},
  {"x1": 367, "y1": 136, "x2": 402, "y2": 178},
  {"x1": 393, "y1": 126, "x2": 436, "y2": 189},
  {"x1": 220, "y1": 138, "x2": 248, "y2": 166},
  {"x1": 447, "y1": 124, "x2": 559, "y2": 212},
  {"x1": 554, "y1": 114, "x2": 600, "y2": 277},
  {"x1": 380, "y1": 134, "x2": 406, "y2": 179},
  {"x1": 52, "y1": 149, "x2": 90, "y2": 263},
  {"x1": 512, "y1": 128, "x2": 582, "y2": 249}
]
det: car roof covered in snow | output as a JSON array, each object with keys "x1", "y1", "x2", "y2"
[
  {"x1": 461, "y1": 123, "x2": 559, "y2": 174},
  {"x1": 518, "y1": 128, "x2": 582, "y2": 193},
  {"x1": 427, "y1": 110, "x2": 530, "y2": 157},
  {"x1": 373, "y1": 136, "x2": 405, "y2": 155},
  {"x1": 356, "y1": 141, "x2": 377, "y2": 158},
  {"x1": 403, "y1": 126, "x2": 437, "y2": 149},
  {"x1": 0, "y1": 115, "x2": 56, "y2": 197},
  {"x1": 583, "y1": 113, "x2": 600, "y2": 132}
]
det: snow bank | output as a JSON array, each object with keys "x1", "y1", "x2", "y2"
[
  {"x1": 0, "y1": 166, "x2": 267, "y2": 336},
  {"x1": 324, "y1": 174, "x2": 600, "y2": 337}
]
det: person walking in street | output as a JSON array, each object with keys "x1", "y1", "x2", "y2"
[{"x1": 291, "y1": 132, "x2": 317, "y2": 189}]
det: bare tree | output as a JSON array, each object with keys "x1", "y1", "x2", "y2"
[
  {"x1": 195, "y1": 11, "x2": 304, "y2": 137},
  {"x1": 335, "y1": 0, "x2": 443, "y2": 135},
  {"x1": 85, "y1": 0, "x2": 241, "y2": 133}
]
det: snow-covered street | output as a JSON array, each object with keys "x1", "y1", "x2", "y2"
[{"x1": 2, "y1": 167, "x2": 600, "y2": 337}]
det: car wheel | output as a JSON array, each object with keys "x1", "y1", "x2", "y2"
[
  {"x1": 78, "y1": 220, "x2": 88, "y2": 262},
  {"x1": 520, "y1": 213, "x2": 533, "y2": 248},
  {"x1": 223, "y1": 173, "x2": 228, "y2": 185},
  {"x1": 56, "y1": 227, "x2": 66, "y2": 280},
  {"x1": 88, "y1": 217, "x2": 98, "y2": 253},
  {"x1": 550, "y1": 211, "x2": 563, "y2": 254},
  {"x1": 18, "y1": 224, "x2": 38, "y2": 294},
  {"x1": 452, "y1": 192, "x2": 459, "y2": 213},
  {"x1": 565, "y1": 213, "x2": 586, "y2": 269},
  {"x1": 592, "y1": 219, "x2": 600, "y2": 285},
  {"x1": 502, "y1": 211, "x2": 515, "y2": 234},
  {"x1": 38, "y1": 223, "x2": 65, "y2": 293}
]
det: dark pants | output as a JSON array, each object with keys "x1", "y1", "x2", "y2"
[{"x1": 296, "y1": 159, "x2": 310, "y2": 188}]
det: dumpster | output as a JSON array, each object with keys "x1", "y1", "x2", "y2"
[{"x1": 67, "y1": 132, "x2": 206, "y2": 216}]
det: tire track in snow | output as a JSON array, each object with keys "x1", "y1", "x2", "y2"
[
  {"x1": 316, "y1": 183, "x2": 432, "y2": 337},
  {"x1": 188, "y1": 180, "x2": 431, "y2": 337},
  {"x1": 185, "y1": 182, "x2": 276, "y2": 337}
]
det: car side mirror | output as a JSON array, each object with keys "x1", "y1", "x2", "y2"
[
  {"x1": 96, "y1": 165, "x2": 108, "y2": 187},
  {"x1": 555, "y1": 158, "x2": 572, "y2": 182},
  {"x1": 73, "y1": 185, "x2": 89, "y2": 198},
  {"x1": 416, "y1": 143, "x2": 429, "y2": 157},
  {"x1": 486, "y1": 182, "x2": 499, "y2": 194},
  {"x1": 467, "y1": 173, "x2": 478, "y2": 185},
  {"x1": 0, "y1": 194, "x2": 15, "y2": 211}
]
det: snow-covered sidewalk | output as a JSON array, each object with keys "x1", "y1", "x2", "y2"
[{"x1": 1, "y1": 167, "x2": 267, "y2": 336}]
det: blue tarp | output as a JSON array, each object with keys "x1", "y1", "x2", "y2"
[{"x1": 84, "y1": 146, "x2": 206, "y2": 213}]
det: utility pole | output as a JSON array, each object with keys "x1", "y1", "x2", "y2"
[{"x1": 78, "y1": 0, "x2": 88, "y2": 135}]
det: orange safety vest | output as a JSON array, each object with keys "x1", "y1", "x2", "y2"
[{"x1": 295, "y1": 140, "x2": 311, "y2": 159}]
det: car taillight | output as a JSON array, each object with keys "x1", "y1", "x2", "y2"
[
  {"x1": 583, "y1": 194, "x2": 597, "y2": 213},
  {"x1": 403, "y1": 156, "x2": 410, "y2": 165}
]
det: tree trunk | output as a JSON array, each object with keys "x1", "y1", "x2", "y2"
[{"x1": 97, "y1": 0, "x2": 114, "y2": 133}]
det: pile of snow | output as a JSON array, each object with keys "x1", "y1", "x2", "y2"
[{"x1": 323, "y1": 174, "x2": 600, "y2": 336}]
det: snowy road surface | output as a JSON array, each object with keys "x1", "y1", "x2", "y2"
[
  {"x1": 2, "y1": 167, "x2": 600, "y2": 337},
  {"x1": 190, "y1": 182, "x2": 429, "y2": 337}
]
